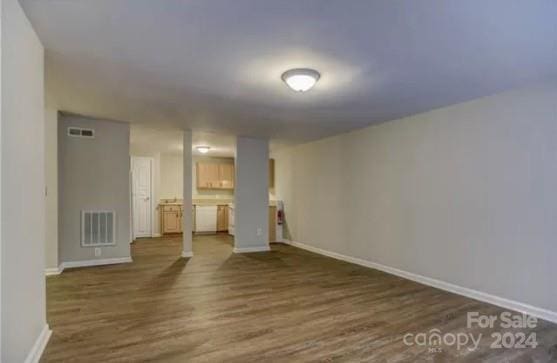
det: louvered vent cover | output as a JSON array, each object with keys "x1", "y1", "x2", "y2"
[
  {"x1": 68, "y1": 127, "x2": 95, "y2": 138},
  {"x1": 81, "y1": 211, "x2": 116, "y2": 246}
]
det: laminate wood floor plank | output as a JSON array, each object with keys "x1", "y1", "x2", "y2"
[{"x1": 41, "y1": 234, "x2": 557, "y2": 362}]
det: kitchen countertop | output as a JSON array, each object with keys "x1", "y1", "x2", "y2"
[
  {"x1": 159, "y1": 199, "x2": 231, "y2": 207},
  {"x1": 193, "y1": 198, "x2": 234, "y2": 206},
  {"x1": 159, "y1": 199, "x2": 278, "y2": 207}
]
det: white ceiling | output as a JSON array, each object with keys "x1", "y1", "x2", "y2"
[
  {"x1": 130, "y1": 126, "x2": 238, "y2": 157},
  {"x1": 23, "y1": 0, "x2": 557, "y2": 145}
]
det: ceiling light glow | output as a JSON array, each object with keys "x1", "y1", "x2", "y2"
[
  {"x1": 196, "y1": 146, "x2": 210, "y2": 154},
  {"x1": 281, "y1": 68, "x2": 320, "y2": 92}
]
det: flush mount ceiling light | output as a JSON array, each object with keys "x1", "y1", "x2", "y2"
[
  {"x1": 196, "y1": 146, "x2": 210, "y2": 154},
  {"x1": 281, "y1": 68, "x2": 320, "y2": 92}
]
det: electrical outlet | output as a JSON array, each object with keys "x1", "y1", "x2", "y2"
[
  {"x1": 256, "y1": 228, "x2": 262, "y2": 236},
  {"x1": 94, "y1": 248, "x2": 102, "y2": 257}
]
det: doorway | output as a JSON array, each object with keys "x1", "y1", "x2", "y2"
[{"x1": 131, "y1": 156, "x2": 154, "y2": 238}]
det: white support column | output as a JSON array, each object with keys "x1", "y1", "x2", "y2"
[
  {"x1": 234, "y1": 136, "x2": 270, "y2": 253},
  {"x1": 182, "y1": 130, "x2": 193, "y2": 257}
]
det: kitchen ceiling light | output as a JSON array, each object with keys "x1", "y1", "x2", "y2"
[
  {"x1": 281, "y1": 68, "x2": 320, "y2": 92},
  {"x1": 196, "y1": 146, "x2": 210, "y2": 154}
]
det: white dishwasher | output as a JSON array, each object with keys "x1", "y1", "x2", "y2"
[{"x1": 195, "y1": 206, "x2": 217, "y2": 233}]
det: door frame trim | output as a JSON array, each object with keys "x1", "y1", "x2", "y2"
[{"x1": 131, "y1": 156, "x2": 155, "y2": 239}]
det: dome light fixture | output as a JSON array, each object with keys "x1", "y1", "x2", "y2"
[
  {"x1": 281, "y1": 68, "x2": 320, "y2": 92},
  {"x1": 196, "y1": 145, "x2": 211, "y2": 154}
]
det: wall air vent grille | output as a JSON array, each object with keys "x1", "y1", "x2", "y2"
[
  {"x1": 81, "y1": 211, "x2": 116, "y2": 246},
  {"x1": 68, "y1": 127, "x2": 95, "y2": 138}
]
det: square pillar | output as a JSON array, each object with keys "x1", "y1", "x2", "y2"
[
  {"x1": 234, "y1": 136, "x2": 270, "y2": 253},
  {"x1": 182, "y1": 130, "x2": 193, "y2": 257}
]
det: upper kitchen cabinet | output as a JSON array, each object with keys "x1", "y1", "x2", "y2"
[
  {"x1": 218, "y1": 164, "x2": 235, "y2": 189},
  {"x1": 197, "y1": 163, "x2": 220, "y2": 189},
  {"x1": 196, "y1": 159, "x2": 270, "y2": 190},
  {"x1": 197, "y1": 161, "x2": 235, "y2": 190}
]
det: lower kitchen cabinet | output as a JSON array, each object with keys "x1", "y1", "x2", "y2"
[
  {"x1": 161, "y1": 205, "x2": 183, "y2": 234},
  {"x1": 162, "y1": 204, "x2": 275, "y2": 238},
  {"x1": 217, "y1": 205, "x2": 228, "y2": 232}
]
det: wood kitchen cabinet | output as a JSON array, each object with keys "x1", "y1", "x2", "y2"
[
  {"x1": 218, "y1": 164, "x2": 234, "y2": 189},
  {"x1": 161, "y1": 205, "x2": 183, "y2": 234},
  {"x1": 217, "y1": 205, "x2": 228, "y2": 232},
  {"x1": 197, "y1": 162, "x2": 234, "y2": 190},
  {"x1": 196, "y1": 163, "x2": 220, "y2": 189},
  {"x1": 197, "y1": 160, "x2": 272, "y2": 190},
  {"x1": 269, "y1": 159, "x2": 275, "y2": 189}
]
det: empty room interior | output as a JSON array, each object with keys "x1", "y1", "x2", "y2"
[{"x1": 2, "y1": 0, "x2": 557, "y2": 362}]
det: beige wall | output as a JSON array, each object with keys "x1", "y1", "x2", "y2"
[
  {"x1": 45, "y1": 108, "x2": 58, "y2": 269},
  {"x1": 58, "y1": 115, "x2": 131, "y2": 263},
  {"x1": 1, "y1": 0, "x2": 48, "y2": 360},
  {"x1": 273, "y1": 80, "x2": 557, "y2": 313},
  {"x1": 159, "y1": 152, "x2": 182, "y2": 200}
]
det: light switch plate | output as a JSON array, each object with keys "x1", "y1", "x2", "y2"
[{"x1": 94, "y1": 247, "x2": 102, "y2": 257}]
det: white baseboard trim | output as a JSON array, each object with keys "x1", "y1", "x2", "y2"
[
  {"x1": 181, "y1": 251, "x2": 194, "y2": 258},
  {"x1": 24, "y1": 324, "x2": 52, "y2": 363},
  {"x1": 44, "y1": 265, "x2": 64, "y2": 276},
  {"x1": 152, "y1": 233, "x2": 162, "y2": 238},
  {"x1": 283, "y1": 239, "x2": 557, "y2": 324},
  {"x1": 233, "y1": 245, "x2": 271, "y2": 253},
  {"x1": 61, "y1": 257, "x2": 132, "y2": 270}
]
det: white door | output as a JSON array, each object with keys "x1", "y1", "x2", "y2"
[{"x1": 132, "y1": 157, "x2": 152, "y2": 238}]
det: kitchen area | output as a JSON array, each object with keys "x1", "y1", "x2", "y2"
[
  {"x1": 157, "y1": 155, "x2": 281, "y2": 242},
  {"x1": 130, "y1": 129, "x2": 282, "y2": 246}
]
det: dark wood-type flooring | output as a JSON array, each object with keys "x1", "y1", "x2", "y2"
[{"x1": 42, "y1": 234, "x2": 557, "y2": 362}]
